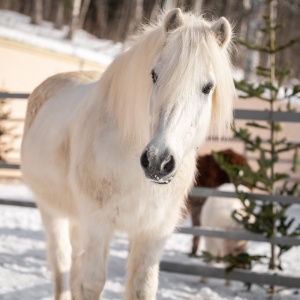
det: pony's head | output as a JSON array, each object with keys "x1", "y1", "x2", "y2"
[{"x1": 140, "y1": 9, "x2": 235, "y2": 184}]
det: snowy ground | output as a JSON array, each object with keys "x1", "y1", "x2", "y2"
[
  {"x1": 0, "y1": 10, "x2": 122, "y2": 66},
  {"x1": 0, "y1": 183, "x2": 300, "y2": 300}
]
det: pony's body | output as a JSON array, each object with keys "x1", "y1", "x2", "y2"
[
  {"x1": 187, "y1": 149, "x2": 250, "y2": 255},
  {"x1": 21, "y1": 9, "x2": 235, "y2": 300},
  {"x1": 201, "y1": 183, "x2": 251, "y2": 285},
  {"x1": 201, "y1": 183, "x2": 250, "y2": 259}
]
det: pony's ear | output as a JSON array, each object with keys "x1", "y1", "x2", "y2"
[
  {"x1": 164, "y1": 8, "x2": 184, "y2": 33},
  {"x1": 210, "y1": 17, "x2": 232, "y2": 48}
]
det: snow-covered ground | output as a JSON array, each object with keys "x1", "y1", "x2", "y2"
[
  {"x1": 0, "y1": 9, "x2": 299, "y2": 300},
  {"x1": 0, "y1": 183, "x2": 300, "y2": 300},
  {"x1": 0, "y1": 10, "x2": 122, "y2": 66}
]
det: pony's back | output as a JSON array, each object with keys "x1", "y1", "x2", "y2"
[{"x1": 24, "y1": 71, "x2": 101, "y2": 133}]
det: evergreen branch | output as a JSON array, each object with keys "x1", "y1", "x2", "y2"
[
  {"x1": 246, "y1": 122, "x2": 270, "y2": 130},
  {"x1": 234, "y1": 80, "x2": 271, "y2": 101},
  {"x1": 238, "y1": 37, "x2": 300, "y2": 54},
  {"x1": 292, "y1": 148, "x2": 299, "y2": 173},
  {"x1": 260, "y1": 23, "x2": 284, "y2": 32},
  {"x1": 237, "y1": 39, "x2": 270, "y2": 53},
  {"x1": 200, "y1": 251, "x2": 265, "y2": 272},
  {"x1": 277, "y1": 143, "x2": 300, "y2": 153},
  {"x1": 274, "y1": 37, "x2": 300, "y2": 53}
]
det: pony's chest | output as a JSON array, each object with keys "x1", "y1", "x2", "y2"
[
  {"x1": 108, "y1": 182, "x2": 181, "y2": 235},
  {"x1": 105, "y1": 153, "x2": 196, "y2": 234}
]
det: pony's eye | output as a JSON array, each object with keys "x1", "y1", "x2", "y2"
[
  {"x1": 151, "y1": 69, "x2": 158, "y2": 84},
  {"x1": 202, "y1": 83, "x2": 214, "y2": 94}
]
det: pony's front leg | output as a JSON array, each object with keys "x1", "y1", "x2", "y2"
[
  {"x1": 79, "y1": 212, "x2": 113, "y2": 300},
  {"x1": 39, "y1": 207, "x2": 72, "y2": 300},
  {"x1": 125, "y1": 235, "x2": 167, "y2": 300}
]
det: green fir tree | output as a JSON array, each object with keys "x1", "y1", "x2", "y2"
[{"x1": 206, "y1": 0, "x2": 300, "y2": 293}]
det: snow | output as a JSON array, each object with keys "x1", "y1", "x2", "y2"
[
  {"x1": 0, "y1": 9, "x2": 299, "y2": 300},
  {"x1": 0, "y1": 9, "x2": 299, "y2": 106},
  {"x1": 0, "y1": 10, "x2": 123, "y2": 66},
  {"x1": 0, "y1": 183, "x2": 300, "y2": 300}
]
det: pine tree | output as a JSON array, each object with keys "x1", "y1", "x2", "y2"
[
  {"x1": 211, "y1": 0, "x2": 300, "y2": 293},
  {"x1": 0, "y1": 95, "x2": 14, "y2": 162}
]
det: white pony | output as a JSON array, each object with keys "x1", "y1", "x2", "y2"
[
  {"x1": 21, "y1": 9, "x2": 235, "y2": 300},
  {"x1": 201, "y1": 183, "x2": 250, "y2": 260}
]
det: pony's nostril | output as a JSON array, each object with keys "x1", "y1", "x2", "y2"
[
  {"x1": 140, "y1": 151, "x2": 150, "y2": 170},
  {"x1": 162, "y1": 155, "x2": 175, "y2": 174}
]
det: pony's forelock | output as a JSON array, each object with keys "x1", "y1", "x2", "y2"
[
  {"x1": 155, "y1": 13, "x2": 235, "y2": 139},
  {"x1": 103, "y1": 10, "x2": 235, "y2": 143}
]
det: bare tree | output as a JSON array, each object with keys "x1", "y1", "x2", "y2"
[
  {"x1": 244, "y1": 0, "x2": 265, "y2": 80},
  {"x1": 77, "y1": 0, "x2": 91, "y2": 29},
  {"x1": 1, "y1": 0, "x2": 300, "y2": 77},
  {"x1": 149, "y1": 0, "x2": 162, "y2": 22},
  {"x1": 54, "y1": 0, "x2": 65, "y2": 29},
  {"x1": 194, "y1": 0, "x2": 204, "y2": 13},
  {"x1": 115, "y1": 0, "x2": 137, "y2": 42},
  {"x1": 0, "y1": 0, "x2": 11, "y2": 9},
  {"x1": 135, "y1": 0, "x2": 144, "y2": 30},
  {"x1": 95, "y1": 0, "x2": 109, "y2": 38},
  {"x1": 66, "y1": 0, "x2": 82, "y2": 39},
  {"x1": 31, "y1": 0, "x2": 43, "y2": 25},
  {"x1": 142, "y1": 0, "x2": 158, "y2": 22}
]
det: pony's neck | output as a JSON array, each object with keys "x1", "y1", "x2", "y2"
[{"x1": 98, "y1": 28, "x2": 165, "y2": 147}]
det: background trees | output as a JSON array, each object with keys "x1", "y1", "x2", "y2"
[{"x1": 0, "y1": 0, "x2": 299, "y2": 78}]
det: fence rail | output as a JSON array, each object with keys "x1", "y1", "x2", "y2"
[
  {"x1": 0, "y1": 92, "x2": 299, "y2": 288},
  {"x1": 234, "y1": 109, "x2": 300, "y2": 123},
  {"x1": 0, "y1": 198, "x2": 35, "y2": 208},
  {"x1": 190, "y1": 187, "x2": 300, "y2": 205},
  {"x1": 0, "y1": 163, "x2": 20, "y2": 170},
  {"x1": 0, "y1": 92, "x2": 29, "y2": 99},
  {"x1": 160, "y1": 262, "x2": 300, "y2": 288},
  {"x1": 178, "y1": 226, "x2": 300, "y2": 246}
]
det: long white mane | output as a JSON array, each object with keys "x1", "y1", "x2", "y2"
[{"x1": 98, "y1": 11, "x2": 235, "y2": 143}]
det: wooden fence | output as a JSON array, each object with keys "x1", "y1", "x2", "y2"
[{"x1": 0, "y1": 92, "x2": 300, "y2": 289}]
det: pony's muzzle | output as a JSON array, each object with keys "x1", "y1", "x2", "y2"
[{"x1": 140, "y1": 147, "x2": 176, "y2": 184}]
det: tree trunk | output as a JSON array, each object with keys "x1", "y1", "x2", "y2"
[
  {"x1": 149, "y1": 0, "x2": 161, "y2": 22},
  {"x1": 66, "y1": 0, "x2": 82, "y2": 40},
  {"x1": 43, "y1": 0, "x2": 52, "y2": 20},
  {"x1": 115, "y1": 0, "x2": 136, "y2": 42},
  {"x1": 244, "y1": 0, "x2": 265, "y2": 81},
  {"x1": 31, "y1": 0, "x2": 43, "y2": 25},
  {"x1": 194, "y1": 0, "x2": 203, "y2": 12},
  {"x1": 95, "y1": 0, "x2": 109, "y2": 39},
  {"x1": 268, "y1": 1, "x2": 279, "y2": 293},
  {"x1": 20, "y1": 0, "x2": 33, "y2": 16},
  {"x1": 77, "y1": 0, "x2": 91, "y2": 30},
  {"x1": 133, "y1": 0, "x2": 144, "y2": 32},
  {"x1": 163, "y1": 0, "x2": 176, "y2": 11},
  {"x1": 0, "y1": 0, "x2": 11, "y2": 10},
  {"x1": 143, "y1": 0, "x2": 157, "y2": 22},
  {"x1": 54, "y1": 0, "x2": 65, "y2": 29}
]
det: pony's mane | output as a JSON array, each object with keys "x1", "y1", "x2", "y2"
[{"x1": 100, "y1": 10, "x2": 235, "y2": 144}]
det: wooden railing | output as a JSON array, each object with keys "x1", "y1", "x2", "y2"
[{"x1": 0, "y1": 92, "x2": 300, "y2": 288}]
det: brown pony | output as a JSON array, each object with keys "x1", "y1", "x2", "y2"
[{"x1": 187, "y1": 148, "x2": 250, "y2": 255}]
